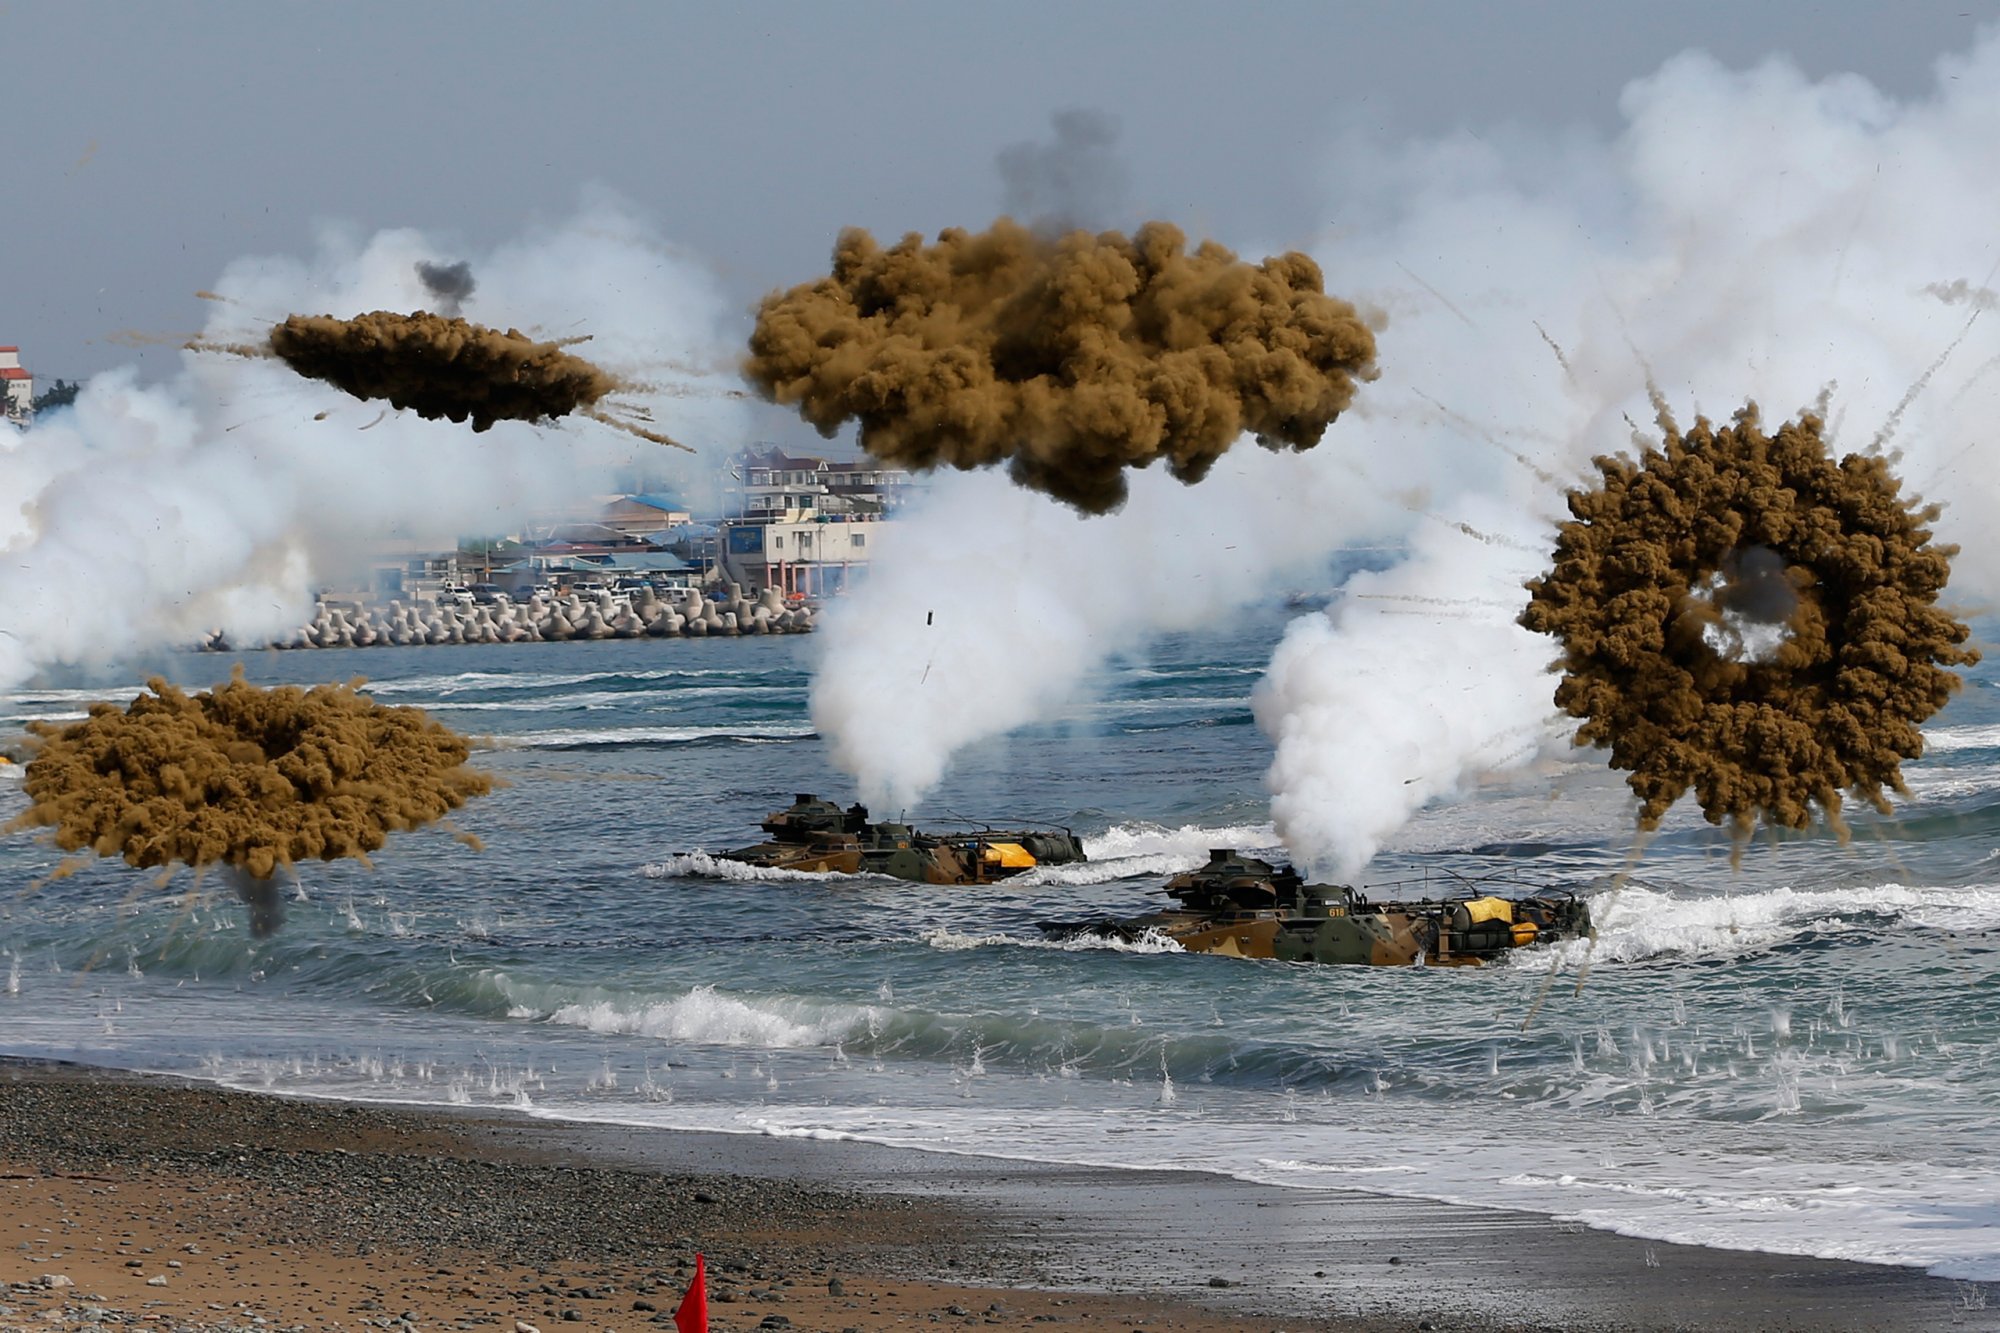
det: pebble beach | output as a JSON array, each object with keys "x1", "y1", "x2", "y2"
[
  {"x1": 4, "y1": 1060, "x2": 1995, "y2": 1333},
  {"x1": 0, "y1": 1060, "x2": 1293, "y2": 1333}
]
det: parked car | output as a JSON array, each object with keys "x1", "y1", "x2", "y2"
[{"x1": 468, "y1": 582, "x2": 509, "y2": 605}]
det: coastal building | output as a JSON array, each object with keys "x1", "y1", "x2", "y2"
[
  {"x1": 721, "y1": 513, "x2": 881, "y2": 597},
  {"x1": 515, "y1": 494, "x2": 697, "y2": 545},
  {"x1": 346, "y1": 474, "x2": 883, "y2": 606},
  {"x1": 725, "y1": 446, "x2": 916, "y2": 520},
  {"x1": 599, "y1": 492, "x2": 692, "y2": 537},
  {"x1": 707, "y1": 448, "x2": 915, "y2": 596},
  {"x1": 0, "y1": 347, "x2": 32, "y2": 426},
  {"x1": 821, "y1": 458, "x2": 914, "y2": 513}
]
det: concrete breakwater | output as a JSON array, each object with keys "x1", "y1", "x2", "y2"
[{"x1": 198, "y1": 584, "x2": 814, "y2": 651}]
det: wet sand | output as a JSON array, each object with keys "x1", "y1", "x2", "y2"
[{"x1": 2, "y1": 1058, "x2": 1993, "y2": 1332}]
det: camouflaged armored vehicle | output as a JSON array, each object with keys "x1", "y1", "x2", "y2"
[
  {"x1": 717, "y1": 793, "x2": 1087, "y2": 884},
  {"x1": 1041, "y1": 849, "x2": 1589, "y2": 966}
]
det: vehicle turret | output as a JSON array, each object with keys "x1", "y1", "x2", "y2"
[{"x1": 759, "y1": 793, "x2": 849, "y2": 842}]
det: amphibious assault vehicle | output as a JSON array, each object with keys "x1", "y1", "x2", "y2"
[
  {"x1": 1041, "y1": 849, "x2": 1589, "y2": 967},
  {"x1": 717, "y1": 793, "x2": 1087, "y2": 885}
]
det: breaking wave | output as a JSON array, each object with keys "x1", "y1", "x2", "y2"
[
  {"x1": 642, "y1": 851, "x2": 853, "y2": 882},
  {"x1": 1060, "y1": 821, "x2": 1279, "y2": 882},
  {"x1": 485, "y1": 723, "x2": 815, "y2": 750},
  {"x1": 1919, "y1": 722, "x2": 2000, "y2": 755},
  {"x1": 542, "y1": 983, "x2": 872, "y2": 1048},
  {"x1": 364, "y1": 666, "x2": 798, "y2": 697},
  {"x1": 645, "y1": 823, "x2": 1281, "y2": 888},
  {"x1": 422, "y1": 686, "x2": 775, "y2": 713},
  {"x1": 1898, "y1": 760, "x2": 2000, "y2": 802},
  {"x1": 918, "y1": 925, "x2": 1185, "y2": 954},
  {"x1": 1513, "y1": 880, "x2": 2000, "y2": 970}
]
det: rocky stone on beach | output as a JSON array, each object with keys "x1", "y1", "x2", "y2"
[{"x1": 195, "y1": 582, "x2": 814, "y2": 653}]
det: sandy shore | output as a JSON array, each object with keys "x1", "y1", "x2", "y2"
[{"x1": 2, "y1": 1059, "x2": 1994, "y2": 1333}]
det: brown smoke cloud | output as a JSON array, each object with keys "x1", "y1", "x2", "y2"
[
  {"x1": 1520, "y1": 404, "x2": 1977, "y2": 837},
  {"x1": 9, "y1": 669, "x2": 494, "y2": 887},
  {"x1": 266, "y1": 311, "x2": 619, "y2": 432},
  {"x1": 745, "y1": 219, "x2": 1379, "y2": 513}
]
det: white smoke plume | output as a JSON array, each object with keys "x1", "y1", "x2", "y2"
[
  {"x1": 810, "y1": 450, "x2": 1414, "y2": 811},
  {"x1": 1253, "y1": 502, "x2": 1566, "y2": 881},
  {"x1": 0, "y1": 194, "x2": 743, "y2": 688},
  {"x1": 815, "y1": 33, "x2": 2000, "y2": 872}
]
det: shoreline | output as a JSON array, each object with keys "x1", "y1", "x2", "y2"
[{"x1": 4, "y1": 1058, "x2": 1995, "y2": 1331}]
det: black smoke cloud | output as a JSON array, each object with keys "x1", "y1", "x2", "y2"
[
  {"x1": 416, "y1": 259, "x2": 478, "y2": 315},
  {"x1": 996, "y1": 109, "x2": 1130, "y2": 231}
]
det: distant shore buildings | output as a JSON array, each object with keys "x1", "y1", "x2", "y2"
[
  {"x1": 3, "y1": 345, "x2": 912, "y2": 601},
  {"x1": 715, "y1": 446, "x2": 914, "y2": 598},
  {"x1": 0, "y1": 347, "x2": 33, "y2": 426},
  {"x1": 355, "y1": 444, "x2": 919, "y2": 605}
]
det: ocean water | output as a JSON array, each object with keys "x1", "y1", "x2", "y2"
[{"x1": 3, "y1": 613, "x2": 1999, "y2": 1281}]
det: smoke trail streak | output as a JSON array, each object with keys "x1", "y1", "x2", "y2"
[
  {"x1": 1395, "y1": 262, "x2": 1478, "y2": 329},
  {"x1": 1869, "y1": 275, "x2": 1990, "y2": 455},
  {"x1": 1534, "y1": 322, "x2": 1576, "y2": 382},
  {"x1": 1352, "y1": 593, "x2": 1519, "y2": 610},
  {"x1": 1408, "y1": 388, "x2": 1558, "y2": 484}
]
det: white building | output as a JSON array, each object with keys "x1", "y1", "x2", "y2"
[
  {"x1": 0, "y1": 348, "x2": 32, "y2": 426},
  {"x1": 722, "y1": 513, "x2": 882, "y2": 597}
]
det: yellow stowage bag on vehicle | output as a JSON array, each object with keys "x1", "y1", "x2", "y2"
[
  {"x1": 982, "y1": 842, "x2": 1037, "y2": 868},
  {"x1": 1461, "y1": 896, "x2": 1515, "y2": 926}
]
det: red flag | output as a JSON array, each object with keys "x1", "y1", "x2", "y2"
[{"x1": 674, "y1": 1252, "x2": 708, "y2": 1333}]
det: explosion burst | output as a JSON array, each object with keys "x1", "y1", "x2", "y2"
[
  {"x1": 746, "y1": 219, "x2": 1379, "y2": 514},
  {"x1": 10, "y1": 670, "x2": 494, "y2": 909},
  {"x1": 266, "y1": 311, "x2": 620, "y2": 432},
  {"x1": 1520, "y1": 404, "x2": 1977, "y2": 839}
]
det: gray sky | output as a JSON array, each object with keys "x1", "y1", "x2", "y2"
[{"x1": 5, "y1": 0, "x2": 1996, "y2": 405}]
